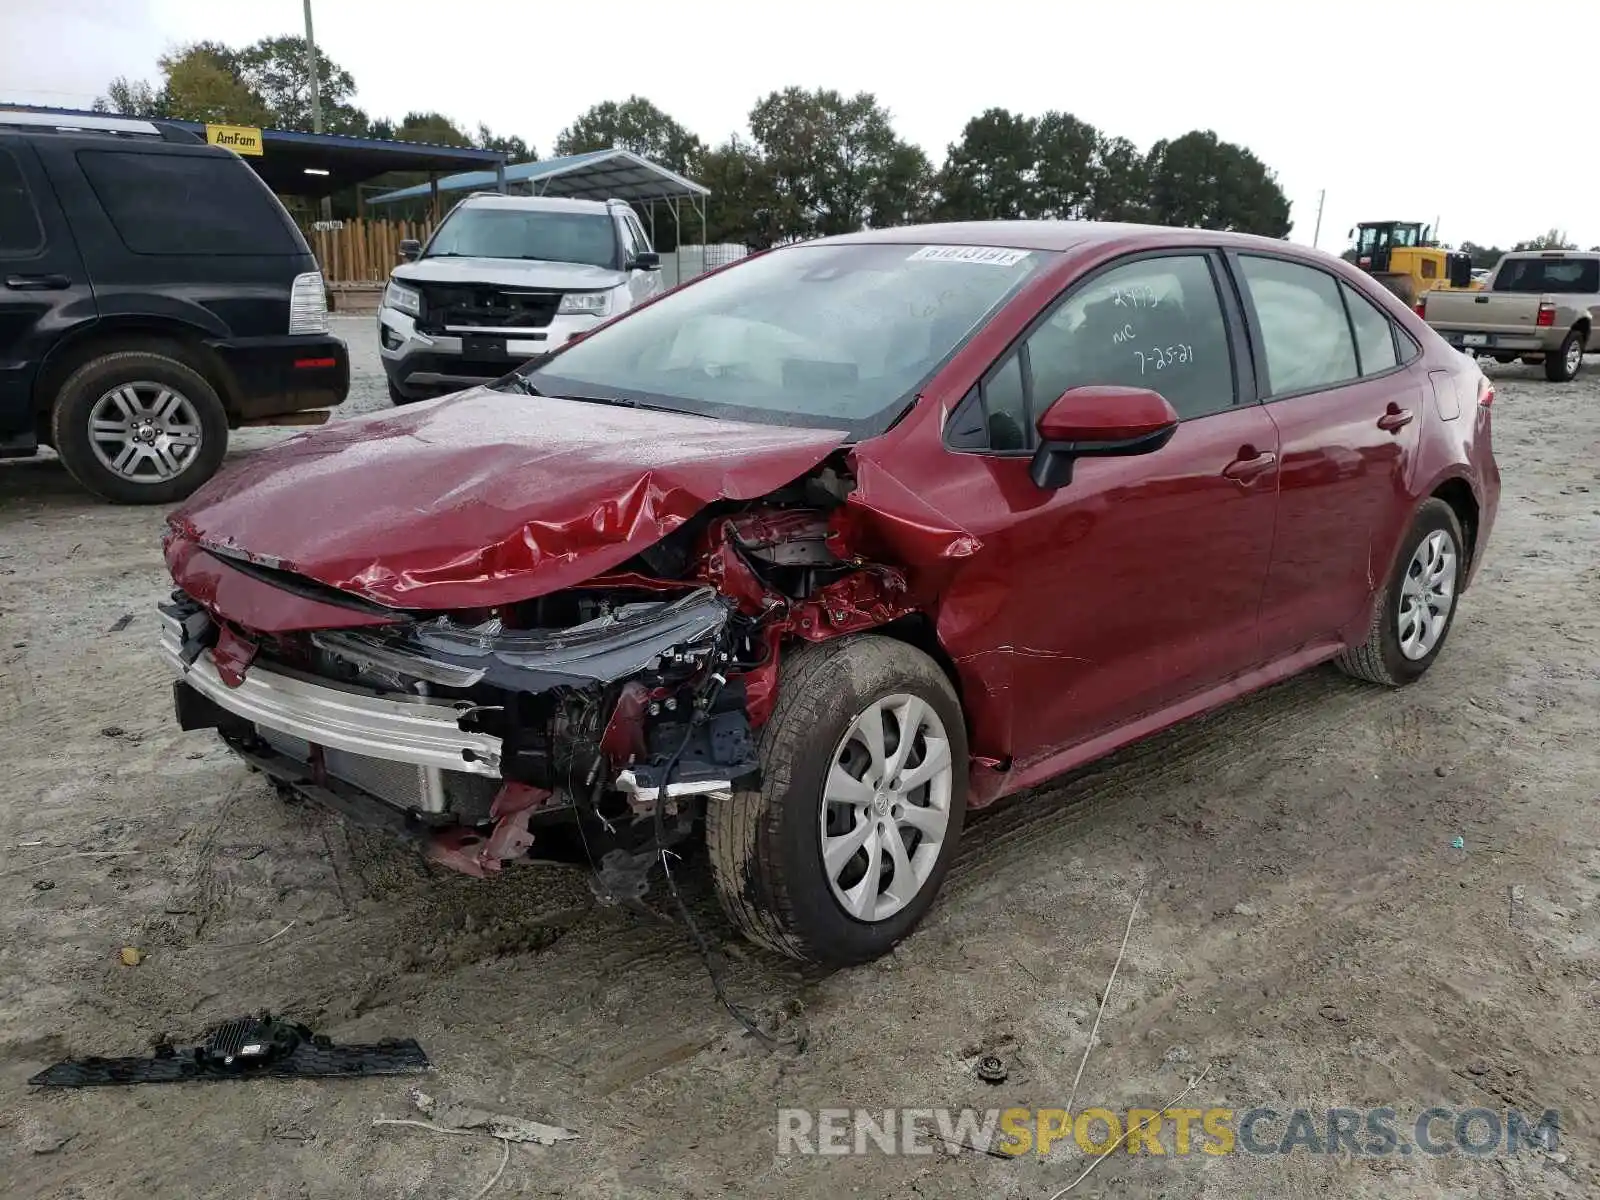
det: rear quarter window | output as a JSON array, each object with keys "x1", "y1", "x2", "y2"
[{"x1": 77, "y1": 149, "x2": 301, "y2": 256}]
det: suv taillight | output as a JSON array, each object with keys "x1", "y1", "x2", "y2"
[
  {"x1": 1535, "y1": 301, "x2": 1556, "y2": 328},
  {"x1": 1477, "y1": 376, "x2": 1495, "y2": 408},
  {"x1": 1414, "y1": 297, "x2": 1427, "y2": 318},
  {"x1": 289, "y1": 271, "x2": 329, "y2": 335}
]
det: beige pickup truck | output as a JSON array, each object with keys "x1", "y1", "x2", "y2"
[{"x1": 1422, "y1": 250, "x2": 1598, "y2": 381}]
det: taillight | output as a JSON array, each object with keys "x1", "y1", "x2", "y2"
[
  {"x1": 1414, "y1": 298, "x2": 1427, "y2": 319},
  {"x1": 1477, "y1": 376, "x2": 1495, "y2": 408},
  {"x1": 289, "y1": 271, "x2": 329, "y2": 335},
  {"x1": 1535, "y1": 301, "x2": 1556, "y2": 328}
]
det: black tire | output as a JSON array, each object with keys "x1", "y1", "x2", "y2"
[
  {"x1": 387, "y1": 378, "x2": 417, "y2": 405},
  {"x1": 1336, "y1": 498, "x2": 1466, "y2": 686},
  {"x1": 706, "y1": 635, "x2": 968, "y2": 966},
  {"x1": 1543, "y1": 328, "x2": 1585, "y2": 382},
  {"x1": 50, "y1": 348, "x2": 228, "y2": 504},
  {"x1": 1520, "y1": 355, "x2": 1544, "y2": 366},
  {"x1": 1491, "y1": 354, "x2": 1518, "y2": 364}
]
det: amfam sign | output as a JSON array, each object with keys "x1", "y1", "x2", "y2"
[{"x1": 205, "y1": 124, "x2": 263, "y2": 156}]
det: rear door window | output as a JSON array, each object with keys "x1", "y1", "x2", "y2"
[
  {"x1": 0, "y1": 146, "x2": 44, "y2": 257},
  {"x1": 1341, "y1": 283, "x2": 1399, "y2": 375},
  {"x1": 1238, "y1": 256, "x2": 1359, "y2": 396},
  {"x1": 77, "y1": 149, "x2": 300, "y2": 256},
  {"x1": 1492, "y1": 257, "x2": 1600, "y2": 293}
]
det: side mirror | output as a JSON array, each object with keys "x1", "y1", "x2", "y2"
[
  {"x1": 399, "y1": 239, "x2": 422, "y2": 262},
  {"x1": 628, "y1": 251, "x2": 660, "y2": 271},
  {"x1": 1029, "y1": 386, "x2": 1180, "y2": 491}
]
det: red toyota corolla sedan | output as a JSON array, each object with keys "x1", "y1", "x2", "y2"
[{"x1": 160, "y1": 222, "x2": 1499, "y2": 966}]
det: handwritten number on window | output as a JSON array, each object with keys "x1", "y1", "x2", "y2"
[{"x1": 1134, "y1": 344, "x2": 1194, "y2": 374}]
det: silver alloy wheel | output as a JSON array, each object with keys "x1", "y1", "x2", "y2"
[
  {"x1": 1397, "y1": 529, "x2": 1457, "y2": 660},
  {"x1": 1565, "y1": 336, "x2": 1583, "y2": 376},
  {"x1": 819, "y1": 693, "x2": 954, "y2": 922},
  {"x1": 87, "y1": 382, "x2": 203, "y2": 484}
]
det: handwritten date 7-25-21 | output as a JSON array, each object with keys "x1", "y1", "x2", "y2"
[{"x1": 1134, "y1": 344, "x2": 1194, "y2": 373}]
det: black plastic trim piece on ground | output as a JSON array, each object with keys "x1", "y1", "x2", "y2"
[{"x1": 28, "y1": 1013, "x2": 431, "y2": 1087}]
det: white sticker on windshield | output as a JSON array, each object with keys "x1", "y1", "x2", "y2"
[{"x1": 907, "y1": 245, "x2": 1031, "y2": 267}]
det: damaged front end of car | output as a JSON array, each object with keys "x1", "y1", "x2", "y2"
[{"x1": 160, "y1": 456, "x2": 928, "y2": 891}]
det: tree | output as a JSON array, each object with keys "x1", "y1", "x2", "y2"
[
  {"x1": 1458, "y1": 240, "x2": 1506, "y2": 270},
  {"x1": 93, "y1": 76, "x2": 164, "y2": 117},
  {"x1": 748, "y1": 88, "x2": 923, "y2": 240},
  {"x1": 699, "y1": 135, "x2": 780, "y2": 248},
  {"x1": 1143, "y1": 130, "x2": 1290, "y2": 236},
  {"x1": 1512, "y1": 229, "x2": 1577, "y2": 252},
  {"x1": 1085, "y1": 135, "x2": 1147, "y2": 222},
  {"x1": 393, "y1": 111, "x2": 472, "y2": 147},
  {"x1": 936, "y1": 108, "x2": 1038, "y2": 221},
  {"x1": 234, "y1": 35, "x2": 365, "y2": 134},
  {"x1": 1032, "y1": 111, "x2": 1100, "y2": 220},
  {"x1": 476, "y1": 124, "x2": 535, "y2": 163},
  {"x1": 157, "y1": 42, "x2": 274, "y2": 127},
  {"x1": 554, "y1": 97, "x2": 703, "y2": 175},
  {"x1": 866, "y1": 143, "x2": 935, "y2": 229}
]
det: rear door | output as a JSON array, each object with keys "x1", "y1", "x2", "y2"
[
  {"x1": 1232, "y1": 254, "x2": 1425, "y2": 658},
  {"x1": 0, "y1": 136, "x2": 94, "y2": 446}
]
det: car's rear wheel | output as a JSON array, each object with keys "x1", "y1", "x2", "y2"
[
  {"x1": 1336, "y1": 498, "x2": 1466, "y2": 686},
  {"x1": 1491, "y1": 353, "x2": 1518, "y2": 364},
  {"x1": 706, "y1": 635, "x2": 967, "y2": 966},
  {"x1": 1544, "y1": 329, "x2": 1585, "y2": 382},
  {"x1": 51, "y1": 349, "x2": 228, "y2": 504}
]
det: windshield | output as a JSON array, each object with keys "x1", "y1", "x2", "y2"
[
  {"x1": 1492, "y1": 257, "x2": 1599, "y2": 294},
  {"x1": 516, "y1": 241, "x2": 1049, "y2": 432},
  {"x1": 1356, "y1": 224, "x2": 1423, "y2": 254},
  {"x1": 425, "y1": 206, "x2": 620, "y2": 269}
]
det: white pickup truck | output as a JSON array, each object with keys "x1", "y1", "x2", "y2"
[{"x1": 1422, "y1": 251, "x2": 1598, "y2": 381}]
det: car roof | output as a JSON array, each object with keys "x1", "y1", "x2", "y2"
[
  {"x1": 458, "y1": 193, "x2": 616, "y2": 215},
  {"x1": 809, "y1": 220, "x2": 1307, "y2": 257}
]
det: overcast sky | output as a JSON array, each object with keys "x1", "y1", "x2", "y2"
[{"x1": 5, "y1": 0, "x2": 1596, "y2": 252}]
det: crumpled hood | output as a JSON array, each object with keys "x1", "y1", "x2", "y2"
[
  {"x1": 392, "y1": 256, "x2": 626, "y2": 292},
  {"x1": 168, "y1": 388, "x2": 847, "y2": 612}
]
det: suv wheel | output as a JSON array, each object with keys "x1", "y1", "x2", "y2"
[
  {"x1": 1336, "y1": 498, "x2": 1465, "y2": 686},
  {"x1": 51, "y1": 349, "x2": 228, "y2": 504},
  {"x1": 706, "y1": 635, "x2": 968, "y2": 966},
  {"x1": 1544, "y1": 329, "x2": 1585, "y2": 382}
]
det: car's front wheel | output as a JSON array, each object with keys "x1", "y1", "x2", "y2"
[
  {"x1": 707, "y1": 635, "x2": 967, "y2": 966},
  {"x1": 1336, "y1": 498, "x2": 1466, "y2": 686}
]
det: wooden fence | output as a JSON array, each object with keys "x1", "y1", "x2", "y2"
[{"x1": 301, "y1": 219, "x2": 434, "y2": 285}]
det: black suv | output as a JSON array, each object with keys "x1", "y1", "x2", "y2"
[{"x1": 0, "y1": 111, "x2": 349, "y2": 503}]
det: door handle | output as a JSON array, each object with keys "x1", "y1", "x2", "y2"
[
  {"x1": 1222, "y1": 447, "x2": 1278, "y2": 483},
  {"x1": 4, "y1": 274, "x2": 71, "y2": 291},
  {"x1": 1377, "y1": 404, "x2": 1414, "y2": 433}
]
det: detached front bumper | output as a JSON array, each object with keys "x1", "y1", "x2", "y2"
[
  {"x1": 160, "y1": 610, "x2": 502, "y2": 779},
  {"x1": 160, "y1": 586, "x2": 758, "y2": 875}
]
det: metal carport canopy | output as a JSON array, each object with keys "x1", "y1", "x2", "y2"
[
  {"x1": 366, "y1": 148, "x2": 710, "y2": 248},
  {"x1": 365, "y1": 148, "x2": 709, "y2": 206}
]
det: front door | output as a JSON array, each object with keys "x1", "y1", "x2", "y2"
[{"x1": 928, "y1": 250, "x2": 1281, "y2": 771}]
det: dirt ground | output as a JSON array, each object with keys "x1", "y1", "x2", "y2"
[{"x1": 1, "y1": 319, "x2": 1596, "y2": 1199}]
